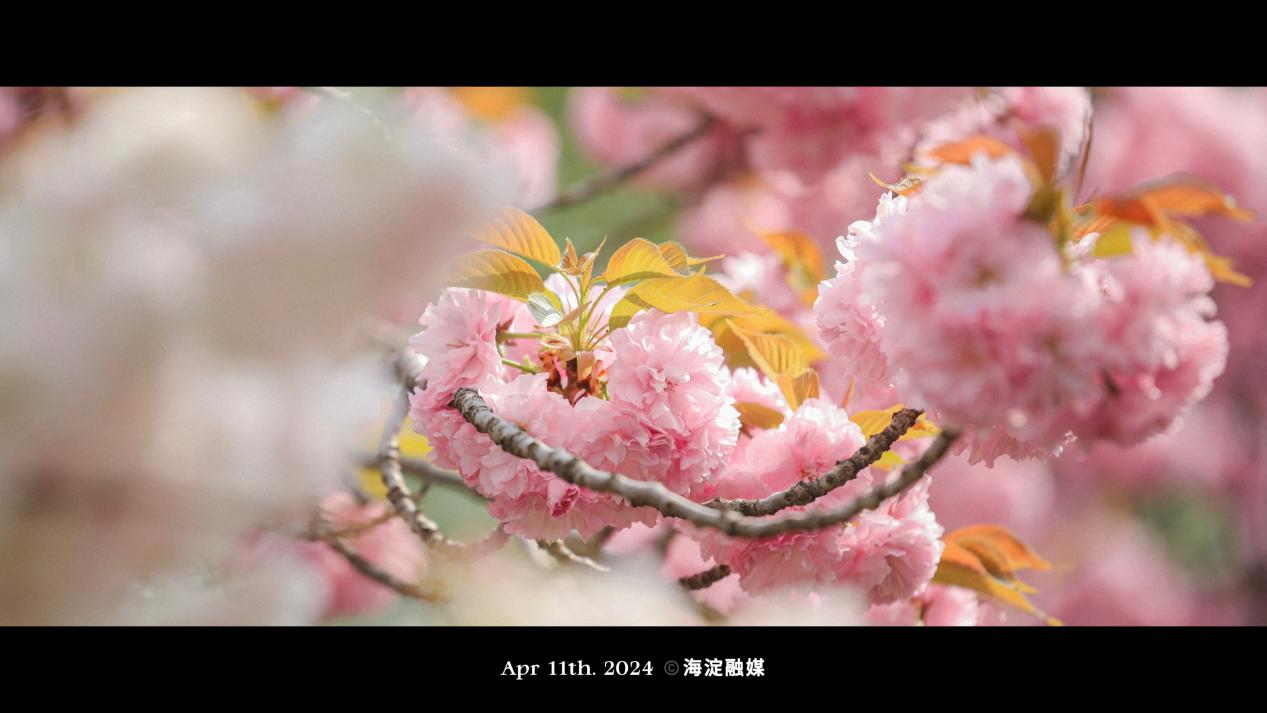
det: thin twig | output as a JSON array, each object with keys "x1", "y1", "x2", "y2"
[
  {"x1": 359, "y1": 452, "x2": 485, "y2": 500},
  {"x1": 538, "y1": 540, "x2": 611, "y2": 572},
  {"x1": 707, "y1": 408, "x2": 923, "y2": 516},
  {"x1": 679, "y1": 564, "x2": 733, "y2": 591},
  {"x1": 325, "y1": 536, "x2": 436, "y2": 602},
  {"x1": 451, "y1": 387, "x2": 958, "y2": 538},
  {"x1": 534, "y1": 115, "x2": 716, "y2": 214}
]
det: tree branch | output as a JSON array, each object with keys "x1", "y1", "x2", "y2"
[
  {"x1": 324, "y1": 536, "x2": 436, "y2": 602},
  {"x1": 533, "y1": 115, "x2": 716, "y2": 214},
  {"x1": 706, "y1": 408, "x2": 922, "y2": 516},
  {"x1": 451, "y1": 387, "x2": 958, "y2": 538},
  {"x1": 679, "y1": 564, "x2": 732, "y2": 591},
  {"x1": 359, "y1": 452, "x2": 485, "y2": 501},
  {"x1": 376, "y1": 387, "x2": 504, "y2": 558}
]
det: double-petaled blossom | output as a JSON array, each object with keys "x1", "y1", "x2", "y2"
[
  {"x1": 814, "y1": 152, "x2": 1228, "y2": 464},
  {"x1": 408, "y1": 294, "x2": 739, "y2": 539},
  {"x1": 693, "y1": 399, "x2": 943, "y2": 604}
]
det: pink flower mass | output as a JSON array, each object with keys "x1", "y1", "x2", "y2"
[{"x1": 4, "y1": 86, "x2": 1264, "y2": 630}]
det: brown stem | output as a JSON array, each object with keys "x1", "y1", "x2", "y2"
[
  {"x1": 707, "y1": 408, "x2": 922, "y2": 516},
  {"x1": 534, "y1": 115, "x2": 716, "y2": 213},
  {"x1": 450, "y1": 387, "x2": 958, "y2": 538},
  {"x1": 325, "y1": 537, "x2": 436, "y2": 602},
  {"x1": 679, "y1": 564, "x2": 732, "y2": 591}
]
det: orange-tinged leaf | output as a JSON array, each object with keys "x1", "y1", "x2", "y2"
[
  {"x1": 753, "y1": 229, "x2": 827, "y2": 284},
  {"x1": 868, "y1": 171, "x2": 923, "y2": 197},
  {"x1": 603, "y1": 237, "x2": 681, "y2": 285},
  {"x1": 735, "y1": 401, "x2": 786, "y2": 431},
  {"x1": 1019, "y1": 124, "x2": 1062, "y2": 184},
  {"x1": 472, "y1": 207, "x2": 561, "y2": 268},
  {"x1": 934, "y1": 542, "x2": 1061, "y2": 626},
  {"x1": 1094, "y1": 177, "x2": 1254, "y2": 228},
  {"x1": 450, "y1": 86, "x2": 531, "y2": 122},
  {"x1": 449, "y1": 249, "x2": 547, "y2": 301},
  {"x1": 1134, "y1": 177, "x2": 1254, "y2": 221},
  {"x1": 1073, "y1": 211, "x2": 1119, "y2": 240},
  {"x1": 607, "y1": 274, "x2": 761, "y2": 331},
  {"x1": 925, "y1": 135, "x2": 1015, "y2": 166},
  {"x1": 1205, "y1": 253, "x2": 1253, "y2": 287},
  {"x1": 946, "y1": 524, "x2": 1052, "y2": 576}
]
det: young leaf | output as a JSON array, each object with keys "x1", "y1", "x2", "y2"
[
  {"x1": 526, "y1": 291, "x2": 564, "y2": 327},
  {"x1": 945, "y1": 524, "x2": 1052, "y2": 576},
  {"x1": 934, "y1": 541, "x2": 1061, "y2": 626},
  {"x1": 450, "y1": 86, "x2": 531, "y2": 122},
  {"x1": 733, "y1": 328, "x2": 808, "y2": 379},
  {"x1": 703, "y1": 311, "x2": 826, "y2": 369},
  {"x1": 1103, "y1": 176, "x2": 1255, "y2": 222},
  {"x1": 850, "y1": 405, "x2": 940, "y2": 441},
  {"x1": 1091, "y1": 222, "x2": 1135, "y2": 259},
  {"x1": 658, "y1": 241, "x2": 723, "y2": 274},
  {"x1": 785, "y1": 367, "x2": 815, "y2": 407},
  {"x1": 607, "y1": 275, "x2": 761, "y2": 331},
  {"x1": 735, "y1": 401, "x2": 786, "y2": 432},
  {"x1": 731, "y1": 325, "x2": 820, "y2": 408},
  {"x1": 603, "y1": 237, "x2": 682, "y2": 285},
  {"x1": 870, "y1": 449, "x2": 906, "y2": 471},
  {"x1": 925, "y1": 135, "x2": 1015, "y2": 166},
  {"x1": 753, "y1": 229, "x2": 827, "y2": 285},
  {"x1": 449, "y1": 249, "x2": 547, "y2": 301},
  {"x1": 868, "y1": 171, "x2": 923, "y2": 197},
  {"x1": 1018, "y1": 124, "x2": 1062, "y2": 184},
  {"x1": 472, "y1": 207, "x2": 562, "y2": 268}
]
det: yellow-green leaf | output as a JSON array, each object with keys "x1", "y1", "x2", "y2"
[
  {"x1": 704, "y1": 311, "x2": 826, "y2": 369},
  {"x1": 1092, "y1": 221, "x2": 1135, "y2": 258},
  {"x1": 774, "y1": 368, "x2": 820, "y2": 410},
  {"x1": 731, "y1": 325, "x2": 821, "y2": 408},
  {"x1": 603, "y1": 237, "x2": 682, "y2": 285},
  {"x1": 472, "y1": 207, "x2": 561, "y2": 267},
  {"x1": 608, "y1": 275, "x2": 761, "y2": 331},
  {"x1": 449, "y1": 249, "x2": 547, "y2": 301},
  {"x1": 733, "y1": 328, "x2": 807, "y2": 378},
  {"x1": 850, "y1": 404, "x2": 940, "y2": 441},
  {"x1": 658, "y1": 241, "x2": 723, "y2": 274},
  {"x1": 735, "y1": 401, "x2": 786, "y2": 431},
  {"x1": 870, "y1": 450, "x2": 905, "y2": 471},
  {"x1": 753, "y1": 228, "x2": 826, "y2": 285}
]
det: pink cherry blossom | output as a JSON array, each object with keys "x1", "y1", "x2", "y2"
[{"x1": 605, "y1": 309, "x2": 740, "y2": 497}]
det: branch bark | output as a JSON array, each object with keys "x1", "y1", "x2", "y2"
[
  {"x1": 360, "y1": 452, "x2": 485, "y2": 500},
  {"x1": 679, "y1": 564, "x2": 732, "y2": 591},
  {"x1": 377, "y1": 387, "x2": 504, "y2": 558},
  {"x1": 533, "y1": 115, "x2": 716, "y2": 214},
  {"x1": 325, "y1": 536, "x2": 436, "y2": 602},
  {"x1": 451, "y1": 387, "x2": 958, "y2": 538},
  {"x1": 706, "y1": 408, "x2": 922, "y2": 516}
]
